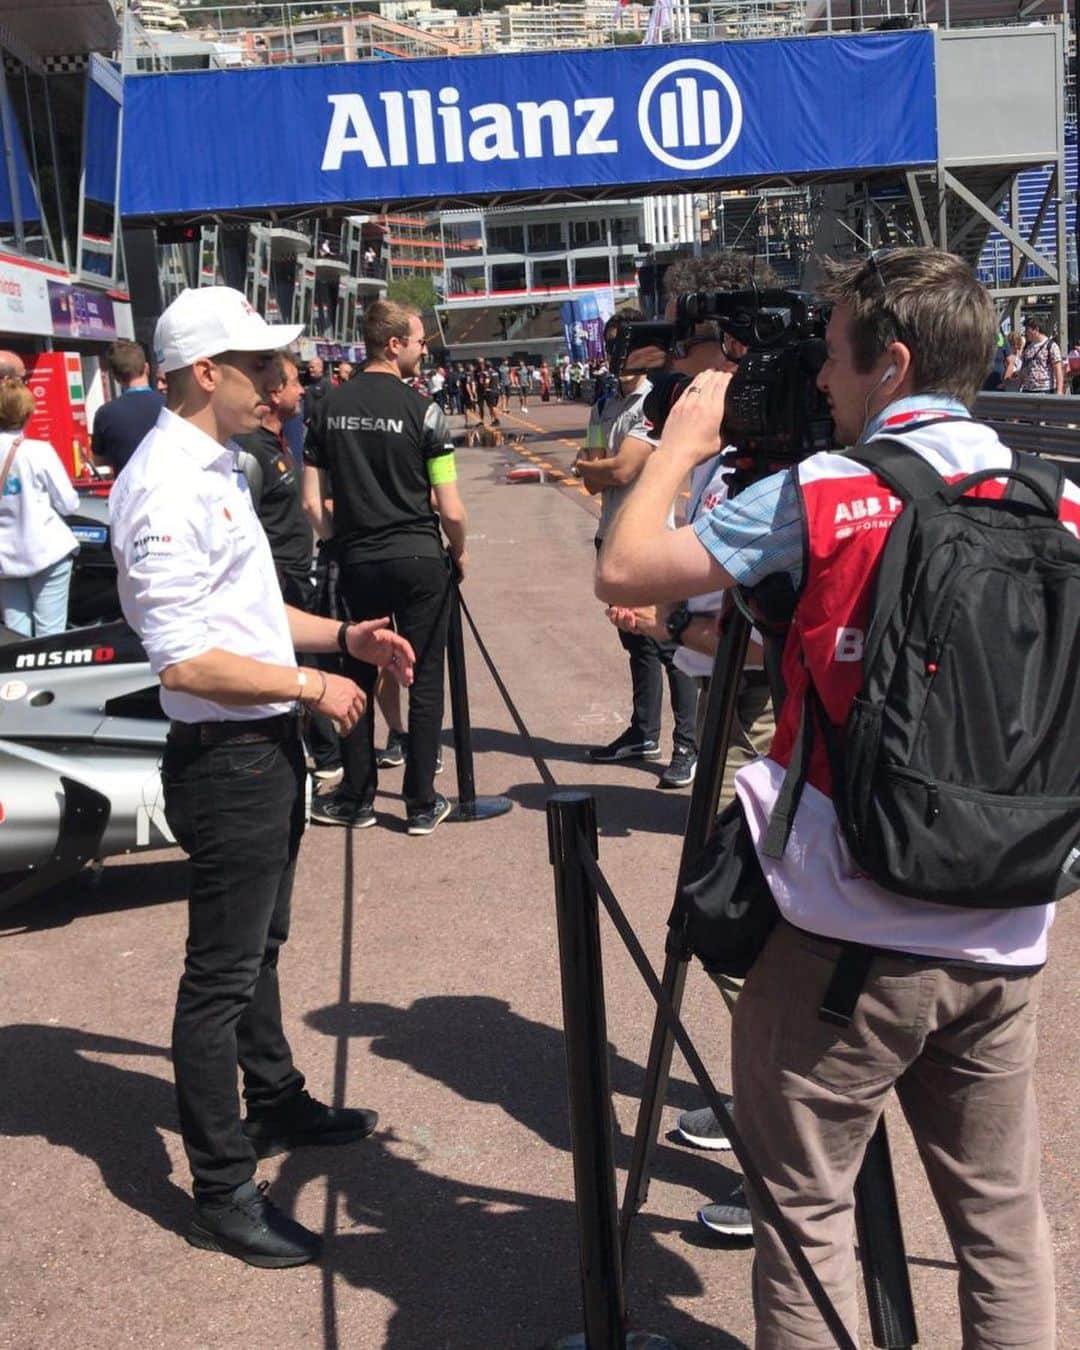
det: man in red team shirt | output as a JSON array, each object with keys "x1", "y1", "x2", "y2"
[{"x1": 596, "y1": 248, "x2": 1070, "y2": 1348}]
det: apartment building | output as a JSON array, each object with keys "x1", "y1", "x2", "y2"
[{"x1": 437, "y1": 201, "x2": 646, "y2": 356}]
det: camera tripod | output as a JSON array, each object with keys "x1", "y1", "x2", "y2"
[{"x1": 619, "y1": 604, "x2": 918, "y2": 1350}]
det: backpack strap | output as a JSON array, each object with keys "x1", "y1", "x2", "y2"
[
  {"x1": 819, "y1": 943, "x2": 876, "y2": 1027},
  {"x1": 0, "y1": 434, "x2": 23, "y2": 497},
  {"x1": 760, "y1": 681, "x2": 814, "y2": 859},
  {"x1": 846, "y1": 435, "x2": 948, "y2": 503},
  {"x1": 1003, "y1": 450, "x2": 1064, "y2": 514},
  {"x1": 763, "y1": 438, "x2": 940, "y2": 864}
]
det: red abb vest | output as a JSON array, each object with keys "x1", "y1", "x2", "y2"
[{"x1": 768, "y1": 418, "x2": 1080, "y2": 801}]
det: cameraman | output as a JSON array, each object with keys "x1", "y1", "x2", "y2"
[
  {"x1": 606, "y1": 255, "x2": 778, "y2": 1234},
  {"x1": 597, "y1": 248, "x2": 1060, "y2": 1347}
]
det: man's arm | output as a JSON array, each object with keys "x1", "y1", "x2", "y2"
[
  {"x1": 286, "y1": 606, "x2": 414, "y2": 681},
  {"x1": 302, "y1": 464, "x2": 333, "y2": 540},
  {"x1": 433, "y1": 480, "x2": 467, "y2": 572},
  {"x1": 577, "y1": 432, "x2": 654, "y2": 493},
  {"x1": 425, "y1": 403, "x2": 468, "y2": 574},
  {"x1": 158, "y1": 612, "x2": 414, "y2": 730},
  {"x1": 1054, "y1": 348, "x2": 1065, "y2": 395},
  {"x1": 597, "y1": 372, "x2": 734, "y2": 605},
  {"x1": 302, "y1": 398, "x2": 333, "y2": 537}
]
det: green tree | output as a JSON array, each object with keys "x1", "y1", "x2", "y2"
[{"x1": 386, "y1": 275, "x2": 439, "y2": 311}]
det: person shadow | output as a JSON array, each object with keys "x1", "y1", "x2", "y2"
[
  {"x1": 0, "y1": 1023, "x2": 189, "y2": 1234},
  {"x1": 272, "y1": 1134, "x2": 749, "y2": 1350},
  {"x1": 0, "y1": 857, "x2": 190, "y2": 936},
  {"x1": 306, "y1": 996, "x2": 741, "y2": 1201}
]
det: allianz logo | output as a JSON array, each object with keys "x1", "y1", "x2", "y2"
[{"x1": 321, "y1": 58, "x2": 743, "y2": 174}]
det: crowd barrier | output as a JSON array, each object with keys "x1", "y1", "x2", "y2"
[{"x1": 973, "y1": 390, "x2": 1080, "y2": 464}]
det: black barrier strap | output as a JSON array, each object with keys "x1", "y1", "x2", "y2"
[
  {"x1": 457, "y1": 589, "x2": 559, "y2": 791},
  {"x1": 454, "y1": 589, "x2": 857, "y2": 1349},
  {"x1": 575, "y1": 836, "x2": 859, "y2": 1350}
]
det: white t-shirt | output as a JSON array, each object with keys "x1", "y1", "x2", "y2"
[{"x1": 0, "y1": 433, "x2": 79, "y2": 578}]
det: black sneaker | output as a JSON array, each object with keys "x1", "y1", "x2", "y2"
[
  {"x1": 376, "y1": 729, "x2": 407, "y2": 768},
  {"x1": 588, "y1": 729, "x2": 662, "y2": 763},
  {"x1": 406, "y1": 792, "x2": 452, "y2": 836},
  {"x1": 677, "y1": 1100, "x2": 733, "y2": 1150},
  {"x1": 243, "y1": 1090, "x2": 379, "y2": 1160},
  {"x1": 698, "y1": 1184, "x2": 754, "y2": 1240},
  {"x1": 658, "y1": 747, "x2": 698, "y2": 789},
  {"x1": 310, "y1": 792, "x2": 376, "y2": 828},
  {"x1": 187, "y1": 1180, "x2": 322, "y2": 1268}
]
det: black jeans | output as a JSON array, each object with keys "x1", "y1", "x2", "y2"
[
  {"x1": 618, "y1": 627, "x2": 699, "y2": 752},
  {"x1": 162, "y1": 731, "x2": 306, "y2": 1200},
  {"x1": 339, "y1": 554, "x2": 452, "y2": 811}
]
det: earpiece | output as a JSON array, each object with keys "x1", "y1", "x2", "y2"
[{"x1": 879, "y1": 364, "x2": 897, "y2": 386}]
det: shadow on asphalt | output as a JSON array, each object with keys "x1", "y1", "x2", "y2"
[
  {"x1": 505, "y1": 780, "x2": 690, "y2": 838},
  {"x1": 0, "y1": 1024, "x2": 189, "y2": 1235},
  {"x1": 308, "y1": 996, "x2": 741, "y2": 1205},
  {"x1": 271, "y1": 1134, "x2": 749, "y2": 1350},
  {"x1": 0, "y1": 857, "x2": 190, "y2": 936},
  {"x1": 469, "y1": 725, "x2": 602, "y2": 771}
]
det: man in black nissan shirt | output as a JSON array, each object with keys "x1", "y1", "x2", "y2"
[{"x1": 303, "y1": 299, "x2": 467, "y2": 836}]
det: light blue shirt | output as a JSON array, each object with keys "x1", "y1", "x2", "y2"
[{"x1": 692, "y1": 394, "x2": 971, "y2": 589}]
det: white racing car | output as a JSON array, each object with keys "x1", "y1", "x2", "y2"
[{"x1": 0, "y1": 620, "x2": 174, "y2": 910}]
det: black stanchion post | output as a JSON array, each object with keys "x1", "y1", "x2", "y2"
[
  {"x1": 445, "y1": 582, "x2": 512, "y2": 822},
  {"x1": 546, "y1": 791, "x2": 681, "y2": 1350}
]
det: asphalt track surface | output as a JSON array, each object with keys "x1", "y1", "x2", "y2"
[{"x1": 0, "y1": 398, "x2": 1076, "y2": 1349}]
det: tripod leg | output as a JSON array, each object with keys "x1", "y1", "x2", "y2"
[
  {"x1": 619, "y1": 949, "x2": 688, "y2": 1259},
  {"x1": 854, "y1": 1119, "x2": 917, "y2": 1348},
  {"x1": 619, "y1": 611, "x2": 753, "y2": 1269}
]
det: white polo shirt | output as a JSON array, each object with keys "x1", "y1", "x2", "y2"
[{"x1": 109, "y1": 407, "x2": 295, "y2": 723}]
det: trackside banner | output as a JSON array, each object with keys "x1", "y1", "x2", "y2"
[{"x1": 121, "y1": 32, "x2": 937, "y2": 216}]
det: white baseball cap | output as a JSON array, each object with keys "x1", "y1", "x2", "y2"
[{"x1": 153, "y1": 286, "x2": 303, "y2": 374}]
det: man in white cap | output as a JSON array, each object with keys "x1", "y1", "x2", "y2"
[{"x1": 110, "y1": 287, "x2": 415, "y2": 1268}]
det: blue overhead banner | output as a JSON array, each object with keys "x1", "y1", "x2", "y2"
[{"x1": 121, "y1": 32, "x2": 937, "y2": 217}]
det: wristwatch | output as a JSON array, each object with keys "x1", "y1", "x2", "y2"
[
  {"x1": 336, "y1": 621, "x2": 352, "y2": 654},
  {"x1": 666, "y1": 602, "x2": 692, "y2": 644}
]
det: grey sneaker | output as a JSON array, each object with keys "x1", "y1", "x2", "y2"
[
  {"x1": 658, "y1": 747, "x2": 698, "y2": 789},
  {"x1": 310, "y1": 792, "x2": 376, "y2": 828},
  {"x1": 698, "y1": 1184, "x2": 754, "y2": 1239},
  {"x1": 677, "y1": 1100, "x2": 733, "y2": 1150},
  {"x1": 588, "y1": 729, "x2": 662, "y2": 763},
  {"x1": 376, "y1": 729, "x2": 407, "y2": 768},
  {"x1": 406, "y1": 793, "x2": 452, "y2": 836}
]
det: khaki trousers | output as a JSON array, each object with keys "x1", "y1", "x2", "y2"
[{"x1": 732, "y1": 921, "x2": 1054, "y2": 1349}]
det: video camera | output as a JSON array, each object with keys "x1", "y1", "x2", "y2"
[
  {"x1": 604, "y1": 318, "x2": 678, "y2": 378},
  {"x1": 610, "y1": 289, "x2": 835, "y2": 481}
]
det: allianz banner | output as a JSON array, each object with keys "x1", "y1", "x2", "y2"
[{"x1": 121, "y1": 33, "x2": 937, "y2": 217}]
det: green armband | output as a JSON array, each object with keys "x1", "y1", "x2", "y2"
[{"x1": 427, "y1": 451, "x2": 458, "y2": 486}]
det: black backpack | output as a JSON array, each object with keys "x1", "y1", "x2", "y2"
[{"x1": 763, "y1": 437, "x2": 1080, "y2": 908}]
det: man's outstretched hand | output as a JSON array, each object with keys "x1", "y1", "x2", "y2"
[{"x1": 345, "y1": 619, "x2": 416, "y2": 685}]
